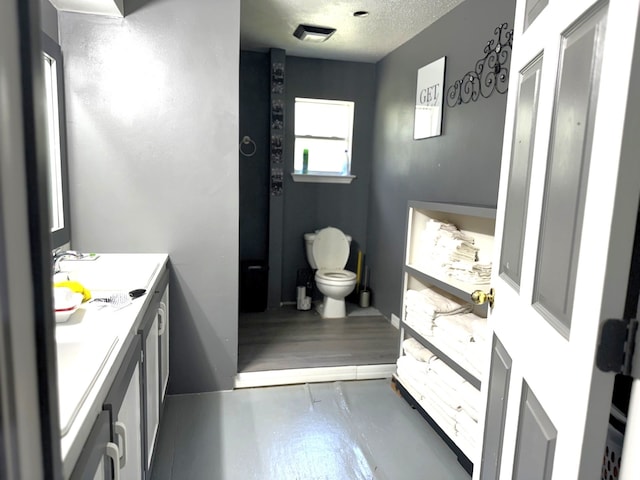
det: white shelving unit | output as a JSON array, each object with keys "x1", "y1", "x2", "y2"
[{"x1": 393, "y1": 201, "x2": 496, "y2": 471}]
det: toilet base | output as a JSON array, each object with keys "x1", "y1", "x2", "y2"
[{"x1": 320, "y1": 296, "x2": 346, "y2": 318}]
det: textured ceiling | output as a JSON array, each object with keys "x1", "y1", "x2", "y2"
[{"x1": 240, "y1": 0, "x2": 466, "y2": 63}]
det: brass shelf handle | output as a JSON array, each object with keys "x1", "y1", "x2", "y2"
[{"x1": 471, "y1": 288, "x2": 495, "y2": 308}]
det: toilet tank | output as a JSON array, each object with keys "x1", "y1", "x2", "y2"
[{"x1": 304, "y1": 229, "x2": 352, "y2": 270}]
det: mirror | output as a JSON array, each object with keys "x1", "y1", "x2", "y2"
[{"x1": 41, "y1": 32, "x2": 71, "y2": 249}]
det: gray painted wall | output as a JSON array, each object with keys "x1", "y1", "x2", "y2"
[
  {"x1": 367, "y1": 0, "x2": 515, "y2": 318},
  {"x1": 40, "y1": 0, "x2": 58, "y2": 41},
  {"x1": 280, "y1": 56, "x2": 376, "y2": 302},
  {"x1": 58, "y1": 0, "x2": 240, "y2": 393}
]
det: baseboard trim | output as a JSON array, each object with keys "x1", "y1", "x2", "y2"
[{"x1": 234, "y1": 364, "x2": 396, "y2": 389}]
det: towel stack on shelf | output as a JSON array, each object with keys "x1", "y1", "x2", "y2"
[
  {"x1": 404, "y1": 288, "x2": 488, "y2": 380},
  {"x1": 417, "y1": 219, "x2": 492, "y2": 285},
  {"x1": 396, "y1": 339, "x2": 480, "y2": 453},
  {"x1": 404, "y1": 288, "x2": 472, "y2": 333},
  {"x1": 448, "y1": 261, "x2": 492, "y2": 285},
  {"x1": 463, "y1": 318, "x2": 489, "y2": 379}
]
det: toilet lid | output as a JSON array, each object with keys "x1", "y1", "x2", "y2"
[{"x1": 312, "y1": 227, "x2": 349, "y2": 270}]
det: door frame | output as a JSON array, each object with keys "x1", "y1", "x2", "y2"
[{"x1": 0, "y1": 0, "x2": 61, "y2": 478}]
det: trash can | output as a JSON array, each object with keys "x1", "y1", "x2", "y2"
[{"x1": 240, "y1": 260, "x2": 268, "y2": 312}]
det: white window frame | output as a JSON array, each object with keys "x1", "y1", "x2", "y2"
[{"x1": 291, "y1": 97, "x2": 356, "y2": 184}]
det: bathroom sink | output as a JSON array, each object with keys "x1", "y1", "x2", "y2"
[{"x1": 57, "y1": 255, "x2": 160, "y2": 293}]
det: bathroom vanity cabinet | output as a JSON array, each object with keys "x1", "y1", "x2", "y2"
[
  {"x1": 393, "y1": 201, "x2": 495, "y2": 471},
  {"x1": 59, "y1": 254, "x2": 169, "y2": 480}
]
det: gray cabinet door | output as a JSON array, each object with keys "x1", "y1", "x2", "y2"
[
  {"x1": 69, "y1": 411, "x2": 113, "y2": 480},
  {"x1": 139, "y1": 268, "x2": 168, "y2": 477},
  {"x1": 104, "y1": 336, "x2": 144, "y2": 480},
  {"x1": 158, "y1": 286, "x2": 170, "y2": 408},
  {"x1": 478, "y1": 1, "x2": 640, "y2": 478}
]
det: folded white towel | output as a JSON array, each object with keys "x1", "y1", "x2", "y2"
[
  {"x1": 434, "y1": 315, "x2": 475, "y2": 342},
  {"x1": 458, "y1": 380, "x2": 481, "y2": 404},
  {"x1": 448, "y1": 260, "x2": 492, "y2": 285},
  {"x1": 397, "y1": 367, "x2": 460, "y2": 428},
  {"x1": 463, "y1": 341, "x2": 489, "y2": 378},
  {"x1": 397, "y1": 367, "x2": 427, "y2": 396},
  {"x1": 430, "y1": 358, "x2": 467, "y2": 390},
  {"x1": 422, "y1": 388, "x2": 461, "y2": 424},
  {"x1": 470, "y1": 318, "x2": 489, "y2": 342},
  {"x1": 402, "y1": 338, "x2": 437, "y2": 363},
  {"x1": 397, "y1": 354, "x2": 430, "y2": 378},
  {"x1": 457, "y1": 381, "x2": 481, "y2": 421},
  {"x1": 430, "y1": 327, "x2": 466, "y2": 356},
  {"x1": 398, "y1": 355, "x2": 465, "y2": 416},
  {"x1": 404, "y1": 315, "x2": 435, "y2": 339},
  {"x1": 405, "y1": 305, "x2": 436, "y2": 322},
  {"x1": 459, "y1": 395, "x2": 479, "y2": 422},
  {"x1": 455, "y1": 409, "x2": 478, "y2": 438},
  {"x1": 417, "y1": 288, "x2": 464, "y2": 312},
  {"x1": 456, "y1": 430, "x2": 477, "y2": 453},
  {"x1": 425, "y1": 373, "x2": 460, "y2": 409},
  {"x1": 464, "y1": 341, "x2": 487, "y2": 363},
  {"x1": 418, "y1": 391, "x2": 458, "y2": 432}
]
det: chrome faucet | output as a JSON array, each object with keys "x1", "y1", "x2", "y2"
[{"x1": 52, "y1": 250, "x2": 82, "y2": 274}]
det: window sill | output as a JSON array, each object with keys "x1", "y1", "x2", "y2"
[{"x1": 290, "y1": 173, "x2": 356, "y2": 184}]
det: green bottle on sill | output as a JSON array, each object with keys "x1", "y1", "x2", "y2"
[{"x1": 302, "y1": 149, "x2": 309, "y2": 173}]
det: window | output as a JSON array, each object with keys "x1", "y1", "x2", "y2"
[
  {"x1": 293, "y1": 98, "x2": 355, "y2": 183},
  {"x1": 42, "y1": 33, "x2": 71, "y2": 248}
]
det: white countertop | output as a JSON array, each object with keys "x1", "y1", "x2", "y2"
[{"x1": 55, "y1": 253, "x2": 168, "y2": 479}]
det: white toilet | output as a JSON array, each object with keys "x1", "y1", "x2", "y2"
[{"x1": 304, "y1": 227, "x2": 357, "y2": 318}]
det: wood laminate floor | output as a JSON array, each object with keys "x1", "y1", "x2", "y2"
[
  {"x1": 238, "y1": 304, "x2": 400, "y2": 372},
  {"x1": 150, "y1": 379, "x2": 471, "y2": 480}
]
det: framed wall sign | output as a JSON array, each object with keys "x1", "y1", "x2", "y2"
[{"x1": 414, "y1": 56, "x2": 446, "y2": 139}]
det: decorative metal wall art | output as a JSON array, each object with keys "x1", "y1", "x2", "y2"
[{"x1": 446, "y1": 23, "x2": 513, "y2": 107}]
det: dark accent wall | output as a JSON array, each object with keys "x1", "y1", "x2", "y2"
[
  {"x1": 280, "y1": 56, "x2": 376, "y2": 302},
  {"x1": 367, "y1": 0, "x2": 516, "y2": 318},
  {"x1": 239, "y1": 51, "x2": 270, "y2": 262}
]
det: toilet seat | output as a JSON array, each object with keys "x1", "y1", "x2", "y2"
[
  {"x1": 316, "y1": 269, "x2": 356, "y2": 284},
  {"x1": 312, "y1": 227, "x2": 350, "y2": 270}
]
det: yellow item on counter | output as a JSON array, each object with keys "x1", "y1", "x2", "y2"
[{"x1": 54, "y1": 280, "x2": 92, "y2": 302}]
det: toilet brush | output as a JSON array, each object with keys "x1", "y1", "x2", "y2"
[{"x1": 359, "y1": 266, "x2": 370, "y2": 308}]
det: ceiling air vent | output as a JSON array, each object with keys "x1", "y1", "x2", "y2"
[{"x1": 293, "y1": 24, "x2": 336, "y2": 43}]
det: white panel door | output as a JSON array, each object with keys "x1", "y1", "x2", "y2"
[{"x1": 475, "y1": 0, "x2": 640, "y2": 478}]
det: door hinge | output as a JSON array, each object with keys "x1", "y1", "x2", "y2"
[{"x1": 596, "y1": 317, "x2": 638, "y2": 377}]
